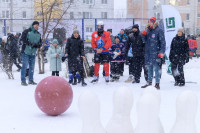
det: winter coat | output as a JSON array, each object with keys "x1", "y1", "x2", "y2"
[
  {"x1": 110, "y1": 35, "x2": 115, "y2": 44},
  {"x1": 125, "y1": 30, "x2": 145, "y2": 57},
  {"x1": 143, "y1": 22, "x2": 166, "y2": 65},
  {"x1": 196, "y1": 37, "x2": 200, "y2": 55},
  {"x1": 169, "y1": 35, "x2": 189, "y2": 65},
  {"x1": 109, "y1": 42, "x2": 125, "y2": 62},
  {"x1": 91, "y1": 31, "x2": 112, "y2": 54},
  {"x1": 7, "y1": 34, "x2": 19, "y2": 59},
  {"x1": 118, "y1": 33, "x2": 128, "y2": 44},
  {"x1": 21, "y1": 25, "x2": 42, "y2": 55},
  {"x1": 48, "y1": 45, "x2": 62, "y2": 71},
  {"x1": 65, "y1": 35, "x2": 85, "y2": 73}
]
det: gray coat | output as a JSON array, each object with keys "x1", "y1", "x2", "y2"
[
  {"x1": 144, "y1": 22, "x2": 166, "y2": 65},
  {"x1": 48, "y1": 45, "x2": 62, "y2": 71}
]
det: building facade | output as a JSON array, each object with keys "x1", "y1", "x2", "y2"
[{"x1": 0, "y1": 0, "x2": 34, "y2": 37}]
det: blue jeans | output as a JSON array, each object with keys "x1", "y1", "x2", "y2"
[
  {"x1": 21, "y1": 53, "x2": 36, "y2": 83},
  {"x1": 147, "y1": 64, "x2": 161, "y2": 83}
]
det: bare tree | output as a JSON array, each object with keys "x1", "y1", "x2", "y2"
[{"x1": 35, "y1": 0, "x2": 72, "y2": 74}]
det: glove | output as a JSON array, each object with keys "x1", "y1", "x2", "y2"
[
  {"x1": 142, "y1": 31, "x2": 148, "y2": 36},
  {"x1": 158, "y1": 53, "x2": 164, "y2": 58},
  {"x1": 113, "y1": 51, "x2": 119, "y2": 59}
]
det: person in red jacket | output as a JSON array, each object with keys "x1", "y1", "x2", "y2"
[{"x1": 91, "y1": 21, "x2": 112, "y2": 83}]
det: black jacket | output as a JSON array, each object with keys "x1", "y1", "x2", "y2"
[
  {"x1": 21, "y1": 28, "x2": 42, "y2": 53},
  {"x1": 65, "y1": 35, "x2": 85, "y2": 58},
  {"x1": 125, "y1": 30, "x2": 145, "y2": 57},
  {"x1": 169, "y1": 35, "x2": 189, "y2": 65}
]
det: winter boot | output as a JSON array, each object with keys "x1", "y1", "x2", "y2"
[
  {"x1": 174, "y1": 82, "x2": 179, "y2": 86},
  {"x1": 132, "y1": 78, "x2": 140, "y2": 84},
  {"x1": 69, "y1": 79, "x2": 73, "y2": 84},
  {"x1": 155, "y1": 83, "x2": 160, "y2": 90},
  {"x1": 78, "y1": 77, "x2": 81, "y2": 84},
  {"x1": 179, "y1": 82, "x2": 185, "y2": 87},
  {"x1": 91, "y1": 76, "x2": 99, "y2": 83},
  {"x1": 105, "y1": 76, "x2": 109, "y2": 83},
  {"x1": 141, "y1": 82, "x2": 152, "y2": 88},
  {"x1": 81, "y1": 79, "x2": 87, "y2": 87},
  {"x1": 110, "y1": 77, "x2": 115, "y2": 82},
  {"x1": 125, "y1": 75, "x2": 134, "y2": 83},
  {"x1": 28, "y1": 81, "x2": 37, "y2": 85},
  {"x1": 72, "y1": 77, "x2": 77, "y2": 85},
  {"x1": 21, "y1": 82, "x2": 28, "y2": 86}
]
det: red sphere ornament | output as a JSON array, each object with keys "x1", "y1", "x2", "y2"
[{"x1": 35, "y1": 76, "x2": 73, "y2": 116}]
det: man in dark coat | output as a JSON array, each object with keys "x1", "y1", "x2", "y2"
[
  {"x1": 21, "y1": 21, "x2": 42, "y2": 86},
  {"x1": 141, "y1": 17, "x2": 166, "y2": 89},
  {"x1": 65, "y1": 30, "x2": 87, "y2": 86},
  {"x1": 169, "y1": 28, "x2": 189, "y2": 86},
  {"x1": 7, "y1": 34, "x2": 22, "y2": 71},
  {"x1": 125, "y1": 24, "x2": 145, "y2": 83}
]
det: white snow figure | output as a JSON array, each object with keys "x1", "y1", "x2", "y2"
[
  {"x1": 142, "y1": 86, "x2": 161, "y2": 104},
  {"x1": 135, "y1": 91, "x2": 164, "y2": 133},
  {"x1": 106, "y1": 86, "x2": 134, "y2": 133},
  {"x1": 170, "y1": 91, "x2": 198, "y2": 133},
  {"x1": 78, "y1": 90, "x2": 106, "y2": 133}
]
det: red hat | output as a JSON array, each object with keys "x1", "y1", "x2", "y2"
[{"x1": 150, "y1": 17, "x2": 156, "y2": 23}]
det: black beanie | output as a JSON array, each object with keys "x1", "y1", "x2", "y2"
[
  {"x1": 32, "y1": 21, "x2": 39, "y2": 26},
  {"x1": 107, "y1": 29, "x2": 112, "y2": 33},
  {"x1": 132, "y1": 24, "x2": 139, "y2": 29}
]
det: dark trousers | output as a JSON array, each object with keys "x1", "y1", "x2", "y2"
[
  {"x1": 110, "y1": 62, "x2": 121, "y2": 79},
  {"x1": 143, "y1": 65, "x2": 148, "y2": 82},
  {"x1": 171, "y1": 63, "x2": 185, "y2": 84},
  {"x1": 127, "y1": 57, "x2": 133, "y2": 76},
  {"x1": 119, "y1": 62, "x2": 124, "y2": 74},
  {"x1": 132, "y1": 56, "x2": 144, "y2": 81},
  {"x1": 52, "y1": 71, "x2": 59, "y2": 76}
]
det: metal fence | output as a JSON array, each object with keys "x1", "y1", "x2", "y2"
[{"x1": 0, "y1": 18, "x2": 150, "y2": 41}]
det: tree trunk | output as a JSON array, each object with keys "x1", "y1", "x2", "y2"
[{"x1": 37, "y1": 48, "x2": 42, "y2": 74}]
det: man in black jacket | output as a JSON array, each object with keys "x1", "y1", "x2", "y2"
[
  {"x1": 21, "y1": 21, "x2": 42, "y2": 86},
  {"x1": 125, "y1": 24, "x2": 145, "y2": 83},
  {"x1": 65, "y1": 30, "x2": 87, "y2": 86}
]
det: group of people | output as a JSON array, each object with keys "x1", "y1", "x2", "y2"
[{"x1": 0, "y1": 16, "x2": 194, "y2": 89}]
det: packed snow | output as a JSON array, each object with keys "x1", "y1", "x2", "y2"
[{"x1": 0, "y1": 58, "x2": 200, "y2": 133}]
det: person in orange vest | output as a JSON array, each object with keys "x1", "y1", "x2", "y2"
[
  {"x1": 91, "y1": 21, "x2": 112, "y2": 83},
  {"x1": 188, "y1": 35, "x2": 197, "y2": 56}
]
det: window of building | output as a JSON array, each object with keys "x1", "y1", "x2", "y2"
[
  {"x1": 186, "y1": 28, "x2": 190, "y2": 34},
  {"x1": 23, "y1": 0, "x2": 26, "y2": 2},
  {"x1": 101, "y1": 0, "x2": 107, "y2": 4},
  {"x1": 83, "y1": 12, "x2": 92, "y2": 18},
  {"x1": 198, "y1": 0, "x2": 200, "y2": 2},
  {"x1": 70, "y1": 0, "x2": 74, "y2": 3},
  {"x1": 186, "y1": 13, "x2": 190, "y2": 20},
  {"x1": 101, "y1": 12, "x2": 107, "y2": 18},
  {"x1": 2, "y1": 0, "x2": 10, "y2": 2},
  {"x1": 83, "y1": 0, "x2": 93, "y2": 4},
  {"x1": 70, "y1": 12, "x2": 74, "y2": 19},
  {"x1": 187, "y1": 0, "x2": 190, "y2": 4},
  {"x1": 2, "y1": 11, "x2": 10, "y2": 18},
  {"x1": 37, "y1": 11, "x2": 42, "y2": 16},
  {"x1": 198, "y1": 14, "x2": 200, "y2": 18},
  {"x1": 22, "y1": 11, "x2": 26, "y2": 18},
  {"x1": 86, "y1": 27, "x2": 93, "y2": 32},
  {"x1": 23, "y1": 27, "x2": 26, "y2": 30}
]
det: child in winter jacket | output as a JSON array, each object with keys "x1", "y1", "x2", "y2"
[
  {"x1": 48, "y1": 39, "x2": 62, "y2": 76},
  {"x1": 109, "y1": 36, "x2": 125, "y2": 82}
]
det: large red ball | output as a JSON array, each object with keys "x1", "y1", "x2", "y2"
[{"x1": 35, "y1": 76, "x2": 73, "y2": 116}]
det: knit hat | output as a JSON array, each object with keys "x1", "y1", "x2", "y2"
[
  {"x1": 178, "y1": 28, "x2": 184, "y2": 34},
  {"x1": 32, "y1": 21, "x2": 39, "y2": 26},
  {"x1": 73, "y1": 29, "x2": 79, "y2": 34},
  {"x1": 107, "y1": 29, "x2": 112, "y2": 33},
  {"x1": 52, "y1": 39, "x2": 59, "y2": 44},
  {"x1": 149, "y1": 17, "x2": 156, "y2": 23},
  {"x1": 132, "y1": 24, "x2": 139, "y2": 29}
]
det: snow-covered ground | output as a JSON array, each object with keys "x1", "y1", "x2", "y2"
[{"x1": 0, "y1": 58, "x2": 200, "y2": 133}]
